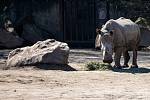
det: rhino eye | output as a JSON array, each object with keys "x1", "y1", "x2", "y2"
[{"x1": 110, "y1": 31, "x2": 113, "y2": 35}]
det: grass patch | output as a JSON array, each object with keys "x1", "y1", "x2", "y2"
[{"x1": 86, "y1": 62, "x2": 112, "y2": 71}]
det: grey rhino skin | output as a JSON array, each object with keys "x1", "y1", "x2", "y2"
[{"x1": 99, "y1": 17, "x2": 140, "y2": 68}]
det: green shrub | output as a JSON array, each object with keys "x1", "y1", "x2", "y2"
[{"x1": 86, "y1": 62, "x2": 112, "y2": 71}]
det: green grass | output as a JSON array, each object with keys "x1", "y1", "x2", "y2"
[{"x1": 86, "y1": 62, "x2": 112, "y2": 71}]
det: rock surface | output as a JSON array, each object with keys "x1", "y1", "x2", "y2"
[
  {"x1": 0, "y1": 29, "x2": 23, "y2": 48},
  {"x1": 135, "y1": 17, "x2": 150, "y2": 47},
  {"x1": 7, "y1": 0, "x2": 62, "y2": 44},
  {"x1": 21, "y1": 23, "x2": 54, "y2": 44},
  {"x1": 140, "y1": 28, "x2": 150, "y2": 47},
  {"x1": 7, "y1": 39, "x2": 69, "y2": 67}
]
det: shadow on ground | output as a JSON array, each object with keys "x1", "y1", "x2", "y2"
[
  {"x1": 2, "y1": 63, "x2": 77, "y2": 71},
  {"x1": 36, "y1": 64, "x2": 77, "y2": 71},
  {"x1": 112, "y1": 67, "x2": 150, "y2": 74}
]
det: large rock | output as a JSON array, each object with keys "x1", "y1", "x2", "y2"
[
  {"x1": 135, "y1": 17, "x2": 150, "y2": 29},
  {"x1": 0, "y1": 29, "x2": 23, "y2": 48},
  {"x1": 140, "y1": 28, "x2": 150, "y2": 47},
  {"x1": 21, "y1": 23, "x2": 55, "y2": 44},
  {"x1": 7, "y1": 0, "x2": 62, "y2": 44},
  {"x1": 135, "y1": 17, "x2": 150, "y2": 47},
  {"x1": 7, "y1": 39, "x2": 69, "y2": 67}
]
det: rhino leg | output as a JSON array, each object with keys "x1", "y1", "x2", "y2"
[
  {"x1": 122, "y1": 50, "x2": 130, "y2": 68},
  {"x1": 131, "y1": 49, "x2": 138, "y2": 68},
  {"x1": 114, "y1": 48, "x2": 122, "y2": 69}
]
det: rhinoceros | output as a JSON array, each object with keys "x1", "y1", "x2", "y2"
[{"x1": 96, "y1": 17, "x2": 141, "y2": 68}]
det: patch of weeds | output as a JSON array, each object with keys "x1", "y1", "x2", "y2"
[{"x1": 86, "y1": 62, "x2": 112, "y2": 71}]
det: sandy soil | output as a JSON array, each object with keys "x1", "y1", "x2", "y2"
[{"x1": 0, "y1": 49, "x2": 150, "y2": 100}]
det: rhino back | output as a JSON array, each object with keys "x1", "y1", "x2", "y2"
[{"x1": 114, "y1": 18, "x2": 140, "y2": 49}]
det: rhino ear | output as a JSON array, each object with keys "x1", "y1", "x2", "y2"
[
  {"x1": 96, "y1": 28, "x2": 101, "y2": 34},
  {"x1": 110, "y1": 30, "x2": 115, "y2": 36}
]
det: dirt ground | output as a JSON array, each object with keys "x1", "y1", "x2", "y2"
[{"x1": 0, "y1": 49, "x2": 150, "y2": 100}]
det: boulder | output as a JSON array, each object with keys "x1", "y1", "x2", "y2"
[
  {"x1": 135, "y1": 17, "x2": 150, "y2": 29},
  {"x1": 21, "y1": 23, "x2": 46, "y2": 44},
  {"x1": 0, "y1": 29, "x2": 23, "y2": 48},
  {"x1": 7, "y1": 1, "x2": 62, "y2": 44},
  {"x1": 135, "y1": 17, "x2": 150, "y2": 47},
  {"x1": 140, "y1": 27, "x2": 150, "y2": 47},
  {"x1": 7, "y1": 39, "x2": 69, "y2": 67},
  {"x1": 21, "y1": 23, "x2": 55, "y2": 44}
]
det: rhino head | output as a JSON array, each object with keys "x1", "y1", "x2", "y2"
[{"x1": 101, "y1": 29, "x2": 114, "y2": 63}]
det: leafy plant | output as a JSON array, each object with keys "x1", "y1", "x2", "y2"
[{"x1": 86, "y1": 62, "x2": 112, "y2": 71}]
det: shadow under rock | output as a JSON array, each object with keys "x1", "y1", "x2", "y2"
[{"x1": 36, "y1": 64, "x2": 77, "y2": 71}]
